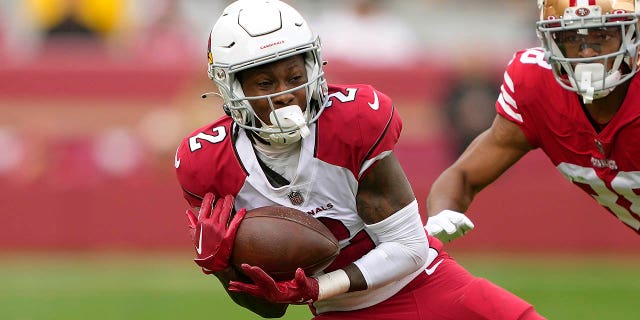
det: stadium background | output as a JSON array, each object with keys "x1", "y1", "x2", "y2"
[{"x1": 1, "y1": 1, "x2": 638, "y2": 319}]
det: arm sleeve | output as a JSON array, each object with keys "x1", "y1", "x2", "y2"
[{"x1": 353, "y1": 200, "x2": 428, "y2": 289}]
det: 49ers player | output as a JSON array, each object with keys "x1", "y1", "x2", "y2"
[
  {"x1": 427, "y1": 1, "x2": 640, "y2": 241},
  {"x1": 175, "y1": 0, "x2": 545, "y2": 319}
]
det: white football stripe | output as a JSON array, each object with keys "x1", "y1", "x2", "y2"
[
  {"x1": 498, "y1": 93, "x2": 523, "y2": 123},
  {"x1": 503, "y1": 71, "x2": 514, "y2": 93},
  {"x1": 500, "y1": 84, "x2": 517, "y2": 109}
]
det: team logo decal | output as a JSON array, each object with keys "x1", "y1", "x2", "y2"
[
  {"x1": 287, "y1": 190, "x2": 304, "y2": 206},
  {"x1": 575, "y1": 7, "x2": 590, "y2": 17}
]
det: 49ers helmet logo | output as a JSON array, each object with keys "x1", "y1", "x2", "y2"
[{"x1": 575, "y1": 7, "x2": 590, "y2": 16}]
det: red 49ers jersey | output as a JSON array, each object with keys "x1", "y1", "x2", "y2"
[
  {"x1": 175, "y1": 84, "x2": 428, "y2": 312},
  {"x1": 497, "y1": 48, "x2": 640, "y2": 233}
]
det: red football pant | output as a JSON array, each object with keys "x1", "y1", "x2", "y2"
[{"x1": 314, "y1": 252, "x2": 545, "y2": 320}]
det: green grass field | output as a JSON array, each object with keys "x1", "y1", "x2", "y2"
[{"x1": 1, "y1": 251, "x2": 638, "y2": 320}]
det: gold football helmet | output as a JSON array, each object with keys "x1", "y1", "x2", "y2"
[{"x1": 537, "y1": 0, "x2": 640, "y2": 103}]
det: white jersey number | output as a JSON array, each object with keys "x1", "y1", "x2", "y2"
[
  {"x1": 325, "y1": 88, "x2": 358, "y2": 108},
  {"x1": 188, "y1": 126, "x2": 227, "y2": 152},
  {"x1": 557, "y1": 163, "x2": 640, "y2": 230},
  {"x1": 517, "y1": 48, "x2": 552, "y2": 70}
]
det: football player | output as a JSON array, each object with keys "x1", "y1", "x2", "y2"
[
  {"x1": 175, "y1": 0, "x2": 545, "y2": 319},
  {"x1": 427, "y1": 0, "x2": 640, "y2": 242}
]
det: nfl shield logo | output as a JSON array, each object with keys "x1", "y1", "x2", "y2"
[{"x1": 287, "y1": 190, "x2": 304, "y2": 206}]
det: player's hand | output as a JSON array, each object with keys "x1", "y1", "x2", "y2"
[
  {"x1": 228, "y1": 264, "x2": 319, "y2": 305},
  {"x1": 425, "y1": 210, "x2": 474, "y2": 243},
  {"x1": 185, "y1": 193, "x2": 246, "y2": 274}
]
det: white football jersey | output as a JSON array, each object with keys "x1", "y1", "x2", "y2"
[{"x1": 176, "y1": 83, "x2": 433, "y2": 312}]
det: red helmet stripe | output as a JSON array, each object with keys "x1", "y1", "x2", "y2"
[{"x1": 569, "y1": 0, "x2": 597, "y2": 6}]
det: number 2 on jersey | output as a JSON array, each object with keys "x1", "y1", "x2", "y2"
[{"x1": 189, "y1": 126, "x2": 227, "y2": 152}]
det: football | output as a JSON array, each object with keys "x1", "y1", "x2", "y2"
[{"x1": 231, "y1": 205, "x2": 340, "y2": 280}]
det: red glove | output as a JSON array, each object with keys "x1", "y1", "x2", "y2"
[
  {"x1": 228, "y1": 264, "x2": 319, "y2": 304},
  {"x1": 185, "y1": 193, "x2": 246, "y2": 274}
]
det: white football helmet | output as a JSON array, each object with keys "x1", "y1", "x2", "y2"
[
  {"x1": 206, "y1": 0, "x2": 328, "y2": 144},
  {"x1": 537, "y1": 0, "x2": 640, "y2": 103}
]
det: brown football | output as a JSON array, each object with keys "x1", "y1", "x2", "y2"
[{"x1": 231, "y1": 206, "x2": 339, "y2": 281}]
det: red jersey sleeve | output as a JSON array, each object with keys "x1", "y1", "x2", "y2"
[
  {"x1": 495, "y1": 48, "x2": 554, "y2": 148},
  {"x1": 174, "y1": 117, "x2": 246, "y2": 208},
  {"x1": 316, "y1": 84, "x2": 402, "y2": 180}
]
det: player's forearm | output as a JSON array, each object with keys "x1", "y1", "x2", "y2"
[
  {"x1": 427, "y1": 167, "x2": 476, "y2": 216},
  {"x1": 315, "y1": 201, "x2": 428, "y2": 300},
  {"x1": 317, "y1": 200, "x2": 429, "y2": 300},
  {"x1": 315, "y1": 264, "x2": 362, "y2": 300}
]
